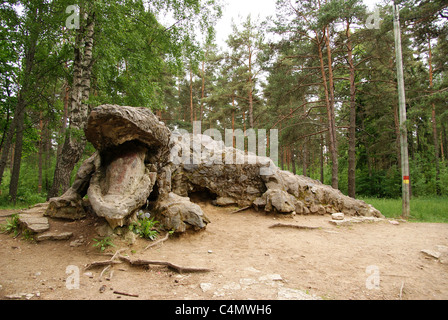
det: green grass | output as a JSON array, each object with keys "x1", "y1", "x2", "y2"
[{"x1": 361, "y1": 196, "x2": 448, "y2": 223}]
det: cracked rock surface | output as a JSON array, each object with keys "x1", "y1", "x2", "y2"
[{"x1": 46, "y1": 105, "x2": 383, "y2": 232}]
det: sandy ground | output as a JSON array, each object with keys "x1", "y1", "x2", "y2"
[{"x1": 0, "y1": 197, "x2": 447, "y2": 301}]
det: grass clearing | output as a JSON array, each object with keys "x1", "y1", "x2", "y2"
[{"x1": 362, "y1": 196, "x2": 448, "y2": 223}]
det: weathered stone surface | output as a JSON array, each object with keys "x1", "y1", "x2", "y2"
[
  {"x1": 87, "y1": 143, "x2": 157, "y2": 228},
  {"x1": 46, "y1": 154, "x2": 97, "y2": 220},
  {"x1": 329, "y1": 216, "x2": 384, "y2": 226},
  {"x1": 331, "y1": 212, "x2": 345, "y2": 221},
  {"x1": 18, "y1": 214, "x2": 50, "y2": 233},
  {"x1": 36, "y1": 231, "x2": 73, "y2": 242},
  {"x1": 85, "y1": 104, "x2": 171, "y2": 152},
  {"x1": 421, "y1": 246, "x2": 448, "y2": 264},
  {"x1": 277, "y1": 287, "x2": 322, "y2": 300},
  {"x1": 154, "y1": 192, "x2": 210, "y2": 233},
  {"x1": 43, "y1": 104, "x2": 383, "y2": 232}
]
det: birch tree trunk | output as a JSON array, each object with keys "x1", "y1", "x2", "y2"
[{"x1": 49, "y1": 6, "x2": 95, "y2": 198}]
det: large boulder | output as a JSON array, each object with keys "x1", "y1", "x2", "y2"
[{"x1": 46, "y1": 105, "x2": 383, "y2": 232}]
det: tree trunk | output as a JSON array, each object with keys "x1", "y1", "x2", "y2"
[
  {"x1": 9, "y1": 97, "x2": 26, "y2": 203},
  {"x1": 320, "y1": 134, "x2": 324, "y2": 183},
  {"x1": 441, "y1": 124, "x2": 446, "y2": 161},
  {"x1": 9, "y1": 3, "x2": 40, "y2": 203},
  {"x1": 200, "y1": 59, "x2": 205, "y2": 122},
  {"x1": 325, "y1": 27, "x2": 338, "y2": 190},
  {"x1": 0, "y1": 116, "x2": 17, "y2": 189},
  {"x1": 38, "y1": 112, "x2": 44, "y2": 194},
  {"x1": 189, "y1": 66, "x2": 194, "y2": 123},
  {"x1": 428, "y1": 40, "x2": 440, "y2": 194},
  {"x1": 49, "y1": 7, "x2": 95, "y2": 198},
  {"x1": 317, "y1": 31, "x2": 338, "y2": 189},
  {"x1": 302, "y1": 141, "x2": 307, "y2": 177},
  {"x1": 346, "y1": 23, "x2": 356, "y2": 199},
  {"x1": 248, "y1": 47, "x2": 254, "y2": 129}
]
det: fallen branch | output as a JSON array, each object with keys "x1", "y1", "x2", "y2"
[
  {"x1": 113, "y1": 290, "x2": 139, "y2": 298},
  {"x1": 85, "y1": 248, "x2": 127, "y2": 270},
  {"x1": 399, "y1": 281, "x2": 405, "y2": 300},
  {"x1": 269, "y1": 223, "x2": 319, "y2": 230},
  {"x1": 99, "y1": 265, "x2": 111, "y2": 279},
  {"x1": 119, "y1": 255, "x2": 212, "y2": 274},
  {"x1": 231, "y1": 206, "x2": 251, "y2": 214},
  {"x1": 143, "y1": 232, "x2": 170, "y2": 251},
  {"x1": 85, "y1": 260, "x2": 122, "y2": 270}
]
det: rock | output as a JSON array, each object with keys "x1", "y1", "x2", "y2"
[
  {"x1": 88, "y1": 143, "x2": 157, "y2": 229},
  {"x1": 331, "y1": 212, "x2": 345, "y2": 221},
  {"x1": 49, "y1": 104, "x2": 383, "y2": 232},
  {"x1": 239, "y1": 278, "x2": 257, "y2": 286},
  {"x1": 277, "y1": 287, "x2": 322, "y2": 300},
  {"x1": 435, "y1": 245, "x2": 448, "y2": 253},
  {"x1": 96, "y1": 223, "x2": 114, "y2": 237},
  {"x1": 46, "y1": 154, "x2": 97, "y2": 220},
  {"x1": 36, "y1": 231, "x2": 73, "y2": 242},
  {"x1": 215, "y1": 197, "x2": 237, "y2": 206},
  {"x1": 222, "y1": 282, "x2": 241, "y2": 291},
  {"x1": 421, "y1": 249, "x2": 441, "y2": 259},
  {"x1": 421, "y1": 246, "x2": 448, "y2": 264},
  {"x1": 70, "y1": 239, "x2": 85, "y2": 247},
  {"x1": 200, "y1": 283, "x2": 213, "y2": 292},
  {"x1": 263, "y1": 189, "x2": 296, "y2": 213},
  {"x1": 440, "y1": 252, "x2": 448, "y2": 265},
  {"x1": 259, "y1": 274, "x2": 283, "y2": 282},
  {"x1": 154, "y1": 193, "x2": 210, "y2": 233},
  {"x1": 18, "y1": 214, "x2": 50, "y2": 233},
  {"x1": 85, "y1": 104, "x2": 171, "y2": 153},
  {"x1": 389, "y1": 220, "x2": 400, "y2": 225},
  {"x1": 329, "y1": 219, "x2": 352, "y2": 226},
  {"x1": 329, "y1": 216, "x2": 384, "y2": 226}
]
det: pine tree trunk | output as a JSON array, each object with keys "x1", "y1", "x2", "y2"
[
  {"x1": 248, "y1": 48, "x2": 254, "y2": 129},
  {"x1": 9, "y1": 97, "x2": 26, "y2": 203},
  {"x1": 49, "y1": 7, "x2": 95, "y2": 198},
  {"x1": 428, "y1": 41, "x2": 440, "y2": 194},
  {"x1": 8, "y1": 4, "x2": 40, "y2": 203},
  {"x1": 38, "y1": 112, "x2": 44, "y2": 194},
  {"x1": 317, "y1": 32, "x2": 338, "y2": 189},
  {"x1": 325, "y1": 27, "x2": 338, "y2": 190},
  {"x1": 0, "y1": 115, "x2": 17, "y2": 189},
  {"x1": 189, "y1": 66, "x2": 194, "y2": 123},
  {"x1": 346, "y1": 24, "x2": 356, "y2": 199}
]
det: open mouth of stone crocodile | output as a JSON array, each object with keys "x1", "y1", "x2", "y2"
[
  {"x1": 83, "y1": 105, "x2": 171, "y2": 229},
  {"x1": 87, "y1": 141, "x2": 158, "y2": 229}
]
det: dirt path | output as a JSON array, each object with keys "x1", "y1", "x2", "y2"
[{"x1": 1, "y1": 200, "x2": 447, "y2": 300}]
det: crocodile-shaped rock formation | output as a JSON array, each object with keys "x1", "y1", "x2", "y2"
[{"x1": 46, "y1": 105, "x2": 383, "y2": 231}]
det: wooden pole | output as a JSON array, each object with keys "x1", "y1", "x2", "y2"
[{"x1": 393, "y1": 3, "x2": 410, "y2": 219}]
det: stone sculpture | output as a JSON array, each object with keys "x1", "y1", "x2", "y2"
[{"x1": 46, "y1": 105, "x2": 383, "y2": 232}]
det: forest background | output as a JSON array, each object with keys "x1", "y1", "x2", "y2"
[{"x1": 0, "y1": 0, "x2": 446, "y2": 221}]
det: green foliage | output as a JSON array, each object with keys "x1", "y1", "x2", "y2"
[
  {"x1": 0, "y1": 214, "x2": 20, "y2": 236},
  {"x1": 92, "y1": 236, "x2": 115, "y2": 252},
  {"x1": 129, "y1": 217, "x2": 160, "y2": 240}
]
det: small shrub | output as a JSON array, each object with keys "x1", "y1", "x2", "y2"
[
  {"x1": 92, "y1": 237, "x2": 115, "y2": 252},
  {"x1": 0, "y1": 214, "x2": 20, "y2": 236},
  {"x1": 129, "y1": 217, "x2": 160, "y2": 240}
]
